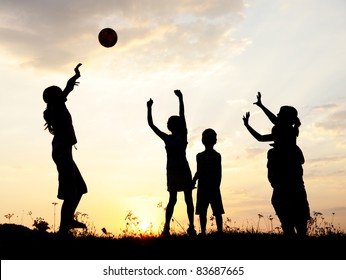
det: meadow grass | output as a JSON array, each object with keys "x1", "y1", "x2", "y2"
[
  {"x1": 3, "y1": 208, "x2": 345, "y2": 238},
  {"x1": 1, "y1": 209, "x2": 345, "y2": 260}
]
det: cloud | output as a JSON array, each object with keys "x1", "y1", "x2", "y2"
[
  {"x1": 304, "y1": 153, "x2": 346, "y2": 179},
  {"x1": 0, "y1": 0, "x2": 248, "y2": 73},
  {"x1": 313, "y1": 104, "x2": 341, "y2": 112},
  {"x1": 314, "y1": 109, "x2": 346, "y2": 136},
  {"x1": 308, "y1": 154, "x2": 346, "y2": 164},
  {"x1": 244, "y1": 147, "x2": 266, "y2": 158}
]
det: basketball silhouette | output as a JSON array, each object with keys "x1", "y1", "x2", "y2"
[{"x1": 98, "y1": 28, "x2": 118, "y2": 48}]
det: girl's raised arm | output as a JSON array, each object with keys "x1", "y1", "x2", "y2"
[
  {"x1": 243, "y1": 112, "x2": 273, "y2": 142},
  {"x1": 63, "y1": 63, "x2": 82, "y2": 98},
  {"x1": 254, "y1": 92, "x2": 277, "y2": 125},
  {"x1": 147, "y1": 98, "x2": 167, "y2": 141}
]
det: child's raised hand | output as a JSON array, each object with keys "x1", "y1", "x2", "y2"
[
  {"x1": 74, "y1": 63, "x2": 82, "y2": 78},
  {"x1": 253, "y1": 92, "x2": 262, "y2": 106},
  {"x1": 147, "y1": 98, "x2": 153, "y2": 108},
  {"x1": 174, "y1": 89, "x2": 182, "y2": 98},
  {"x1": 242, "y1": 112, "x2": 250, "y2": 126}
]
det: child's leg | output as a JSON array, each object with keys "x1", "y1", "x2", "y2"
[
  {"x1": 184, "y1": 190, "x2": 195, "y2": 228},
  {"x1": 215, "y1": 214, "x2": 223, "y2": 233},
  {"x1": 184, "y1": 190, "x2": 196, "y2": 236},
  {"x1": 295, "y1": 219, "x2": 308, "y2": 237},
  {"x1": 59, "y1": 199, "x2": 74, "y2": 233},
  {"x1": 199, "y1": 212, "x2": 207, "y2": 235},
  {"x1": 59, "y1": 194, "x2": 84, "y2": 233},
  {"x1": 165, "y1": 191, "x2": 177, "y2": 231},
  {"x1": 280, "y1": 220, "x2": 295, "y2": 236}
]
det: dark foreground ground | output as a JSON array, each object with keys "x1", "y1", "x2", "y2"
[{"x1": 0, "y1": 224, "x2": 345, "y2": 260}]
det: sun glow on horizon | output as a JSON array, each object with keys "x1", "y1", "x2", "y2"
[{"x1": 138, "y1": 220, "x2": 152, "y2": 232}]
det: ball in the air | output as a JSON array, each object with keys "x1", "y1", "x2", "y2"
[{"x1": 98, "y1": 28, "x2": 118, "y2": 48}]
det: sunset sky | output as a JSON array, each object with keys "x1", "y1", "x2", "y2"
[{"x1": 1, "y1": 0, "x2": 345, "y2": 236}]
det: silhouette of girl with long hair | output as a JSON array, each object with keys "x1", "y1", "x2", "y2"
[
  {"x1": 43, "y1": 63, "x2": 87, "y2": 235},
  {"x1": 147, "y1": 90, "x2": 196, "y2": 236},
  {"x1": 243, "y1": 92, "x2": 310, "y2": 236}
]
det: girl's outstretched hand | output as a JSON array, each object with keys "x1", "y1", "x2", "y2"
[
  {"x1": 74, "y1": 63, "x2": 82, "y2": 78},
  {"x1": 242, "y1": 112, "x2": 250, "y2": 126},
  {"x1": 147, "y1": 98, "x2": 153, "y2": 108},
  {"x1": 174, "y1": 89, "x2": 182, "y2": 98},
  {"x1": 253, "y1": 92, "x2": 262, "y2": 106}
]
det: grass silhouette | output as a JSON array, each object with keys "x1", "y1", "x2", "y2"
[{"x1": 1, "y1": 211, "x2": 345, "y2": 260}]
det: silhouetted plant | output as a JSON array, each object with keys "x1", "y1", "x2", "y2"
[
  {"x1": 257, "y1": 214, "x2": 263, "y2": 232},
  {"x1": 2, "y1": 206, "x2": 344, "y2": 240},
  {"x1": 157, "y1": 201, "x2": 185, "y2": 235},
  {"x1": 268, "y1": 215, "x2": 274, "y2": 232},
  {"x1": 120, "y1": 210, "x2": 157, "y2": 238},
  {"x1": 307, "y1": 211, "x2": 344, "y2": 236},
  {"x1": 52, "y1": 202, "x2": 58, "y2": 233},
  {"x1": 27, "y1": 211, "x2": 33, "y2": 221},
  {"x1": 70, "y1": 212, "x2": 97, "y2": 237},
  {"x1": 33, "y1": 217, "x2": 50, "y2": 232},
  {"x1": 101, "y1": 227, "x2": 114, "y2": 238},
  {"x1": 122, "y1": 210, "x2": 139, "y2": 236},
  {"x1": 4, "y1": 213, "x2": 14, "y2": 223}
]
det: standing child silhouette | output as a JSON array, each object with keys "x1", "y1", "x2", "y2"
[
  {"x1": 43, "y1": 63, "x2": 88, "y2": 235},
  {"x1": 192, "y1": 128, "x2": 224, "y2": 236},
  {"x1": 242, "y1": 92, "x2": 310, "y2": 236},
  {"x1": 147, "y1": 90, "x2": 196, "y2": 236}
]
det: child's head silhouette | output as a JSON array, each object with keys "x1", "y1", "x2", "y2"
[
  {"x1": 167, "y1": 115, "x2": 183, "y2": 133},
  {"x1": 202, "y1": 128, "x2": 217, "y2": 147},
  {"x1": 43, "y1": 86, "x2": 63, "y2": 134},
  {"x1": 43, "y1": 86, "x2": 62, "y2": 104},
  {"x1": 277, "y1": 106, "x2": 298, "y2": 126},
  {"x1": 272, "y1": 106, "x2": 300, "y2": 147}
]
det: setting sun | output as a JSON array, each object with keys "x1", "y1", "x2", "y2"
[{"x1": 139, "y1": 220, "x2": 152, "y2": 232}]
